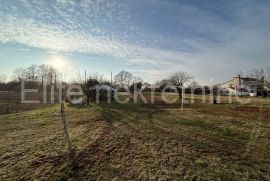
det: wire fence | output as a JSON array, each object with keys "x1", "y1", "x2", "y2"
[{"x1": 0, "y1": 91, "x2": 61, "y2": 114}]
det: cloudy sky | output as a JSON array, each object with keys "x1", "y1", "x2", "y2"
[{"x1": 0, "y1": 0, "x2": 270, "y2": 84}]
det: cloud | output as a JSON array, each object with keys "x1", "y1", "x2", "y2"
[
  {"x1": 1, "y1": 0, "x2": 270, "y2": 84},
  {"x1": 0, "y1": 11, "x2": 195, "y2": 69}
]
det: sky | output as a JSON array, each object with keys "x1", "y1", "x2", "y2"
[{"x1": 0, "y1": 0, "x2": 270, "y2": 84}]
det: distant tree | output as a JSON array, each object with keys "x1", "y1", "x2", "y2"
[
  {"x1": 265, "y1": 67, "x2": 270, "y2": 86},
  {"x1": 155, "y1": 79, "x2": 170, "y2": 91},
  {"x1": 85, "y1": 79, "x2": 99, "y2": 89},
  {"x1": 13, "y1": 68, "x2": 25, "y2": 82},
  {"x1": 129, "y1": 82, "x2": 143, "y2": 92},
  {"x1": 13, "y1": 64, "x2": 59, "y2": 86},
  {"x1": 247, "y1": 68, "x2": 265, "y2": 80},
  {"x1": 143, "y1": 82, "x2": 151, "y2": 88},
  {"x1": 38, "y1": 64, "x2": 49, "y2": 85},
  {"x1": 26, "y1": 64, "x2": 38, "y2": 81},
  {"x1": 0, "y1": 74, "x2": 7, "y2": 83},
  {"x1": 114, "y1": 70, "x2": 133, "y2": 88},
  {"x1": 246, "y1": 67, "x2": 270, "y2": 87},
  {"x1": 47, "y1": 66, "x2": 58, "y2": 85},
  {"x1": 189, "y1": 81, "x2": 200, "y2": 88},
  {"x1": 89, "y1": 72, "x2": 104, "y2": 83},
  {"x1": 6, "y1": 81, "x2": 20, "y2": 91},
  {"x1": 169, "y1": 71, "x2": 193, "y2": 99},
  {"x1": 75, "y1": 71, "x2": 85, "y2": 84},
  {"x1": 132, "y1": 76, "x2": 143, "y2": 84},
  {"x1": 84, "y1": 79, "x2": 99, "y2": 105},
  {"x1": 102, "y1": 80, "x2": 112, "y2": 86},
  {"x1": 236, "y1": 70, "x2": 245, "y2": 78},
  {"x1": 129, "y1": 75, "x2": 143, "y2": 92}
]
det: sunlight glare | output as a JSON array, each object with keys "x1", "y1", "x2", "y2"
[{"x1": 50, "y1": 56, "x2": 66, "y2": 70}]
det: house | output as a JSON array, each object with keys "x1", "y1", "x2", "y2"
[
  {"x1": 218, "y1": 75, "x2": 265, "y2": 96},
  {"x1": 265, "y1": 84, "x2": 270, "y2": 97}
]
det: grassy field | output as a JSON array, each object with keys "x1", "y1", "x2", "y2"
[{"x1": 0, "y1": 94, "x2": 269, "y2": 180}]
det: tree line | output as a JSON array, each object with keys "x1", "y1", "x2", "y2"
[
  {"x1": 1, "y1": 64, "x2": 270, "y2": 93},
  {"x1": 12, "y1": 64, "x2": 60, "y2": 85}
]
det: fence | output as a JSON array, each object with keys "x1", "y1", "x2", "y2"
[
  {"x1": 0, "y1": 91, "x2": 19, "y2": 114},
  {"x1": 0, "y1": 90, "x2": 61, "y2": 114}
]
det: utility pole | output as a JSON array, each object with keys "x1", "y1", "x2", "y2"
[
  {"x1": 111, "y1": 72, "x2": 113, "y2": 86},
  {"x1": 85, "y1": 70, "x2": 87, "y2": 83},
  {"x1": 16, "y1": 86, "x2": 19, "y2": 113}
]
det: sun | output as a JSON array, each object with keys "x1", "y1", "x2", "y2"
[{"x1": 50, "y1": 56, "x2": 66, "y2": 69}]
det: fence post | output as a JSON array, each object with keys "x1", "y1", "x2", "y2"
[
  {"x1": 6, "y1": 103, "x2": 9, "y2": 113},
  {"x1": 6, "y1": 90, "x2": 9, "y2": 113},
  {"x1": 16, "y1": 90, "x2": 19, "y2": 113}
]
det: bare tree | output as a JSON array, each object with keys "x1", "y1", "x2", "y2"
[
  {"x1": 26, "y1": 64, "x2": 38, "y2": 81},
  {"x1": 13, "y1": 64, "x2": 60, "y2": 86},
  {"x1": 90, "y1": 72, "x2": 104, "y2": 83},
  {"x1": 264, "y1": 67, "x2": 270, "y2": 86},
  {"x1": 129, "y1": 76, "x2": 143, "y2": 92},
  {"x1": 169, "y1": 71, "x2": 193, "y2": 99},
  {"x1": 143, "y1": 82, "x2": 151, "y2": 87},
  {"x1": 0, "y1": 74, "x2": 7, "y2": 83},
  {"x1": 78, "y1": 72, "x2": 105, "y2": 85},
  {"x1": 13, "y1": 65, "x2": 38, "y2": 83},
  {"x1": 155, "y1": 79, "x2": 170, "y2": 91},
  {"x1": 38, "y1": 64, "x2": 49, "y2": 85},
  {"x1": 236, "y1": 70, "x2": 245, "y2": 78},
  {"x1": 247, "y1": 68, "x2": 265, "y2": 80},
  {"x1": 189, "y1": 81, "x2": 200, "y2": 88},
  {"x1": 75, "y1": 71, "x2": 85, "y2": 85},
  {"x1": 133, "y1": 76, "x2": 143, "y2": 84},
  {"x1": 47, "y1": 66, "x2": 58, "y2": 85},
  {"x1": 114, "y1": 70, "x2": 133, "y2": 88},
  {"x1": 13, "y1": 68, "x2": 25, "y2": 81},
  {"x1": 246, "y1": 67, "x2": 270, "y2": 87}
]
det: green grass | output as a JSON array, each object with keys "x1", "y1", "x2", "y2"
[{"x1": 0, "y1": 95, "x2": 270, "y2": 180}]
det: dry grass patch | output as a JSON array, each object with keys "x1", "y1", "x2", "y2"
[{"x1": 0, "y1": 95, "x2": 270, "y2": 180}]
